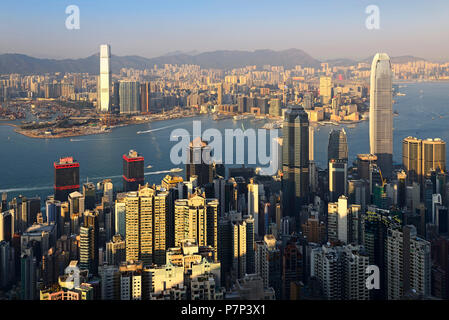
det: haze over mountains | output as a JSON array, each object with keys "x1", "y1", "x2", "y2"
[{"x1": 0, "y1": 48, "x2": 426, "y2": 75}]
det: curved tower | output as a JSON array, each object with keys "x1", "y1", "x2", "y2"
[{"x1": 370, "y1": 53, "x2": 393, "y2": 177}]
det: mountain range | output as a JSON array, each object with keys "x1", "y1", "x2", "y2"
[{"x1": 0, "y1": 49, "x2": 426, "y2": 75}]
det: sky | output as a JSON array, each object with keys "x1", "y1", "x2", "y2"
[{"x1": 1, "y1": 0, "x2": 449, "y2": 61}]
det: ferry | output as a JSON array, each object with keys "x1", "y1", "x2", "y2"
[
  {"x1": 170, "y1": 168, "x2": 183, "y2": 173},
  {"x1": 233, "y1": 115, "x2": 245, "y2": 120},
  {"x1": 147, "y1": 165, "x2": 153, "y2": 169},
  {"x1": 396, "y1": 93, "x2": 406, "y2": 96}
]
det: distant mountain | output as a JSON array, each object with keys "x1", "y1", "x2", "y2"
[
  {"x1": 0, "y1": 49, "x2": 321, "y2": 74},
  {"x1": 0, "y1": 50, "x2": 429, "y2": 75},
  {"x1": 360, "y1": 55, "x2": 426, "y2": 65}
]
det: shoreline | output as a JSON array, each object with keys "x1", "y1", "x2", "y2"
[{"x1": 7, "y1": 113, "x2": 201, "y2": 139}]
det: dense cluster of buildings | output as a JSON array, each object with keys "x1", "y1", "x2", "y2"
[{"x1": 0, "y1": 50, "x2": 449, "y2": 301}]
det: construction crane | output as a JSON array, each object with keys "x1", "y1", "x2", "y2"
[{"x1": 378, "y1": 167, "x2": 387, "y2": 187}]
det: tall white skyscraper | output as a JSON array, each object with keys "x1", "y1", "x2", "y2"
[
  {"x1": 99, "y1": 44, "x2": 111, "y2": 112},
  {"x1": 369, "y1": 53, "x2": 393, "y2": 177}
]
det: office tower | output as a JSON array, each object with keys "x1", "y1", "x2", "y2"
[
  {"x1": 99, "y1": 44, "x2": 111, "y2": 113},
  {"x1": 0, "y1": 241, "x2": 14, "y2": 289},
  {"x1": 0, "y1": 210, "x2": 13, "y2": 242},
  {"x1": 255, "y1": 235, "x2": 281, "y2": 299},
  {"x1": 83, "y1": 183, "x2": 96, "y2": 210},
  {"x1": 79, "y1": 210, "x2": 99, "y2": 275},
  {"x1": 173, "y1": 193, "x2": 218, "y2": 260},
  {"x1": 387, "y1": 225, "x2": 431, "y2": 299},
  {"x1": 140, "y1": 82, "x2": 151, "y2": 113},
  {"x1": 45, "y1": 198, "x2": 61, "y2": 226},
  {"x1": 106, "y1": 234, "x2": 126, "y2": 266},
  {"x1": 217, "y1": 83, "x2": 223, "y2": 105},
  {"x1": 369, "y1": 53, "x2": 393, "y2": 177},
  {"x1": 21, "y1": 248, "x2": 37, "y2": 300},
  {"x1": 329, "y1": 159, "x2": 348, "y2": 202},
  {"x1": 119, "y1": 81, "x2": 141, "y2": 114},
  {"x1": 348, "y1": 179, "x2": 369, "y2": 211},
  {"x1": 282, "y1": 105, "x2": 309, "y2": 216},
  {"x1": 54, "y1": 157, "x2": 80, "y2": 202},
  {"x1": 403, "y1": 137, "x2": 446, "y2": 185},
  {"x1": 123, "y1": 150, "x2": 144, "y2": 192},
  {"x1": 113, "y1": 197, "x2": 126, "y2": 239},
  {"x1": 422, "y1": 138, "x2": 446, "y2": 178},
  {"x1": 356, "y1": 154, "x2": 377, "y2": 180},
  {"x1": 269, "y1": 98, "x2": 282, "y2": 116},
  {"x1": 311, "y1": 244, "x2": 369, "y2": 300},
  {"x1": 1, "y1": 193, "x2": 7, "y2": 212},
  {"x1": 248, "y1": 179, "x2": 262, "y2": 236},
  {"x1": 125, "y1": 185, "x2": 169, "y2": 265},
  {"x1": 319, "y1": 76, "x2": 332, "y2": 104},
  {"x1": 68, "y1": 191, "x2": 84, "y2": 216},
  {"x1": 402, "y1": 136, "x2": 422, "y2": 184},
  {"x1": 282, "y1": 238, "x2": 302, "y2": 300},
  {"x1": 328, "y1": 129, "x2": 348, "y2": 163},
  {"x1": 112, "y1": 81, "x2": 120, "y2": 112},
  {"x1": 186, "y1": 137, "x2": 213, "y2": 187},
  {"x1": 237, "y1": 96, "x2": 247, "y2": 113}
]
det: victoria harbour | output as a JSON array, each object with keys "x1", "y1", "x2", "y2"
[{"x1": 1, "y1": 81, "x2": 448, "y2": 204}]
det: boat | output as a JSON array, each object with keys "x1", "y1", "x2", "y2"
[
  {"x1": 147, "y1": 165, "x2": 153, "y2": 169},
  {"x1": 233, "y1": 115, "x2": 245, "y2": 120},
  {"x1": 397, "y1": 93, "x2": 406, "y2": 96},
  {"x1": 170, "y1": 168, "x2": 183, "y2": 173}
]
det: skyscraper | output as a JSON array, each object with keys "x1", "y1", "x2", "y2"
[
  {"x1": 54, "y1": 157, "x2": 80, "y2": 202},
  {"x1": 124, "y1": 185, "x2": 168, "y2": 265},
  {"x1": 174, "y1": 193, "x2": 218, "y2": 260},
  {"x1": 402, "y1": 137, "x2": 446, "y2": 185},
  {"x1": 328, "y1": 129, "x2": 348, "y2": 163},
  {"x1": 369, "y1": 53, "x2": 393, "y2": 177},
  {"x1": 329, "y1": 159, "x2": 348, "y2": 202},
  {"x1": 282, "y1": 105, "x2": 309, "y2": 216},
  {"x1": 319, "y1": 76, "x2": 332, "y2": 105},
  {"x1": 119, "y1": 81, "x2": 141, "y2": 114},
  {"x1": 123, "y1": 150, "x2": 144, "y2": 192},
  {"x1": 99, "y1": 44, "x2": 111, "y2": 113},
  {"x1": 140, "y1": 82, "x2": 151, "y2": 113},
  {"x1": 186, "y1": 137, "x2": 213, "y2": 187}
]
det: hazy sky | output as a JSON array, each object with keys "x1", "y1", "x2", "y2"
[{"x1": 1, "y1": 0, "x2": 449, "y2": 61}]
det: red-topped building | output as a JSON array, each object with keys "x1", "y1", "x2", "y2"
[
  {"x1": 123, "y1": 150, "x2": 144, "y2": 192},
  {"x1": 54, "y1": 157, "x2": 80, "y2": 202}
]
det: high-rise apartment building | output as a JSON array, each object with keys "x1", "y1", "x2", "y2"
[
  {"x1": 386, "y1": 225, "x2": 431, "y2": 300},
  {"x1": 125, "y1": 185, "x2": 168, "y2": 265},
  {"x1": 174, "y1": 193, "x2": 218, "y2": 260},
  {"x1": 369, "y1": 53, "x2": 393, "y2": 177},
  {"x1": 311, "y1": 244, "x2": 369, "y2": 300}
]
